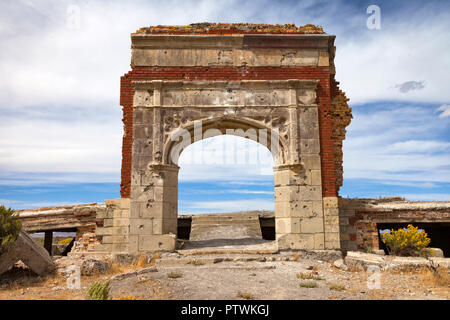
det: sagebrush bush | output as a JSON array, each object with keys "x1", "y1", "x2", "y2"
[
  {"x1": 58, "y1": 237, "x2": 74, "y2": 245},
  {"x1": 85, "y1": 280, "x2": 110, "y2": 300},
  {"x1": 381, "y1": 224, "x2": 431, "y2": 257},
  {"x1": 0, "y1": 205, "x2": 22, "y2": 254}
]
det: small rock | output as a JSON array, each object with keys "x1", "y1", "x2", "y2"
[
  {"x1": 81, "y1": 259, "x2": 111, "y2": 276},
  {"x1": 51, "y1": 286, "x2": 64, "y2": 291},
  {"x1": 428, "y1": 248, "x2": 444, "y2": 258},
  {"x1": 112, "y1": 253, "x2": 138, "y2": 266},
  {"x1": 136, "y1": 266, "x2": 157, "y2": 275},
  {"x1": 333, "y1": 259, "x2": 348, "y2": 271},
  {"x1": 344, "y1": 251, "x2": 385, "y2": 270},
  {"x1": 111, "y1": 271, "x2": 138, "y2": 281},
  {"x1": 373, "y1": 249, "x2": 385, "y2": 256}
]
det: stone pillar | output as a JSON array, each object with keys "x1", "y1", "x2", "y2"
[
  {"x1": 129, "y1": 164, "x2": 178, "y2": 252},
  {"x1": 323, "y1": 197, "x2": 341, "y2": 249},
  {"x1": 274, "y1": 164, "x2": 324, "y2": 250},
  {"x1": 93, "y1": 198, "x2": 131, "y2": 253}
]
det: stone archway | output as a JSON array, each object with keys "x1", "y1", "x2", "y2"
[
  {"x1": 96, "y1": 23, "x2": 352, "y2": 254},
  {"x1": 128, "y1": 78, "x2": 328, "y2": 252}
]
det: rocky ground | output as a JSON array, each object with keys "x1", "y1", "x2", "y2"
[{"x1": 0, "y1": 249, "x2": 448, "y2": 300}]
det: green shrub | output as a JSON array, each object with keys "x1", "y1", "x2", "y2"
[
  {"x1": 0, "y1": 205, "x2": 22, "y2": 254},
  {"x1": 85, "y1": 280, "x2": 110, "y2": 300}
]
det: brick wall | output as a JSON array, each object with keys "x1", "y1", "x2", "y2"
[
  {"x1": 72, "y1": 226, "x2": 100, "y2": 252},
  {"x1": 119, "y1": 66, "x2": 337, "y2": 198}
]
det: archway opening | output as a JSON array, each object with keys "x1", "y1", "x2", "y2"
[{"x1": 177, "y1": 134, "x2": 276, "y2": 242}]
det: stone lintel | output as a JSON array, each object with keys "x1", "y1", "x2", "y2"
[{"x1": 131, "y1": 34, "x2": 334, "y2": 50}]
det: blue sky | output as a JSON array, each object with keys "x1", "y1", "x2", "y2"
[{"x1": 0, "y1": 0, "x2": 449, "y2": 211}]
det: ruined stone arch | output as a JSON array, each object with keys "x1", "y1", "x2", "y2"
[{"x1": 101, "y1": 23, "x2": 353, "y2": 254}]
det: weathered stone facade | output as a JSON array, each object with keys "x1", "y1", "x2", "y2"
[{"x1": 98, "y1": 23, "x2": 353, "y2": 253}]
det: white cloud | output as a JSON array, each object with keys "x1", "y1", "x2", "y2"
[
  {"x1": 380, "y1": 181, "x2": 437, "y2": 188},
  {"x1": 179, "y1": 199, "x2": 274, "y2": 214},
  {"x1": 343, "y1": 104, "x2": 450, "y2": 183},
  {"x1": 226, "y1": 189, "x2": 273, "y2": 195},
  {"x1": 437, "y1": 105, "x2": 450, "y2": 118},
  {"x1": 335, "y1": 20, "x2": 450, "y2": 104},
  {"x1": 400, "y1": 194, "x2": 450, "y2": 201},
  {"x1": 0, "y1": 116, "x2": 122, "y2": 174},
  {"x1": 385, "y1": 140, "x2": 450, "y2": 154},
  {"x1": 178, "y1": 135, "x2": 274, "y2": 182},
  {"x1": 0, "y1": 0, "x2": 449, "y2": 190},
  {"x1": 1, "y1": 1, "x2": 449, "y2": 109}
]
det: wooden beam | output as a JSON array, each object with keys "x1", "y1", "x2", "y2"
[{"x1": 44, "y1": 231, "x2": 53, "y2": 255}]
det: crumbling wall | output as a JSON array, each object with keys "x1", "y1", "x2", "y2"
[
  {"x1": 338, "y1": 198, "x2": 450, "y2": 252},
  {"x1": 330, "y1": 79, "x2": 352, "y2": 194},
  {"x1": 72, "y1": 226, "x2": 99, "y2": 253}
]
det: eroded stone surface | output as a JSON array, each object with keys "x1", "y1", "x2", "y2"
[{"x1": 0, "y1": 231, "x2": 54, "y2": 276}]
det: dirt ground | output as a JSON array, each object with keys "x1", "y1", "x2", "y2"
[{"x1": 0, "y1": 255, "x2": 448, "y2": 300}]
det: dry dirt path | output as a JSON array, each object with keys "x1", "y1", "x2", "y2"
[
  {"x1": 1, "y1": 254, "x2": 448, "y2": 300},
  {"x1": 109, "y1": 257, "x2": 449, "y2": 300}
]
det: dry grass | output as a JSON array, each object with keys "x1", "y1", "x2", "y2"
[
  {"x1": 299, "y1": 281, "x2": 318, "y2": 288},
  {"x1": 329, "y1": 283, "x2": 345, "y2": 291},
  {"x1": 237, "y1": 292, "x2": 254, "y2": 300},
  {"x1": 0, "y1": 252, "x2": 170, "y2": 300},
  {"x1": 419, "y1": 267, "x2": 450, "y2": 288},
  {"x1": 307, "y1": 265, "x2": 320, "y2": 271},
  {"x1": 136, "y1": 254, "x2": 149, "y2": 268},
  {"x1": 106, "y1": 253, "x2": 159, "y2": 276},
  {"x1": 0, "y1": 270, "x2": 99, "y2": 300},
  {"x1": 191, "y1": 259, "x2": 205, "y2": 266},
  {"x1": 297, "y1": 272, "x2": 324, "y2": 280},
  {"x1": 167, "y1": 272, "x2": 183, "y2": 279},
  {"x1": 150, "y1": 252, "x2": 161, "y2": 264}
]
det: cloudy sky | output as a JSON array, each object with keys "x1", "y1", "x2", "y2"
[{"x1": 0, "y1": 0, "x2": 449, "y2": 211}]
